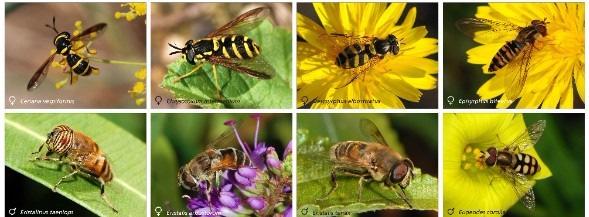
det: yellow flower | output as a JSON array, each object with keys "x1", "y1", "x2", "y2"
[
  {"x1": 129, "y1": 67, "x2": 146, "y2": 106},
  {"x1": 444, "y1": 114, "x2": 552, "y2": 217},
  {"x1": 468, "y1": 3, "x2": 584, "y2": 108},
  {"x1": 115, "y1": 3, "x2": 147, "y2": 22},
  {"x1": 297, "y1": 3, "x2": 438, "y2": 108}
]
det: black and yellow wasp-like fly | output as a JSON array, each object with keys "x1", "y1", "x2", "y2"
[
  {"x1": 27, "y1": 17, "x2": 107, "y2": 91},
  {"x1": 168, "y1": 7, "x2": 276, "y2": 97},
  {"x1": 456, "y1": 18, "x2": 549, "y2": 100}
]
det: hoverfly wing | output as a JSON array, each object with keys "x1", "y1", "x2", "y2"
[
  {"x1": 502, "y1": 45, "x2": 533, "y2": 100},
  {"x1": 70, "y1": 23, "x2": 107, "y2": 51},
  {"x1": 359, "y1": 119, "x2": 389, "y2": 147},
  {"x1": 27, "y1": 53, "x2": 57, "y2": 91},
  {"x1": 505, "y1": 120, "x2": 546, "y2": 152},
  {"x1": 504, "y1": 170, "x2": 536, "y2": 212},
  {"x1": 456, "y1": 18, "x2": 522, "y2": 43},
  {"x1": 205, "y1": 120, "x2": 245, "y2": 150},
  {"x1": 297, "y1": 140, "x2": 334, "y2": 182},
  {"x1": 71, "y1": 23, "x2": 107, "y2": 42},
  {"x1": 206, "y1": 7, "x2": 269, "y2": 38},
  {"x1": 209, "y1": 55, "x2": 275, "y2": 79}
]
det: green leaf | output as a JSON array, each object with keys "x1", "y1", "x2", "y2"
[
  {"x1": 5, "y1": 114, "x2": 147, "y2": 216},
  {"x1": 296, "y1": 129, "x2": 438, "y2": 215},
  {"x1": 162, "y1": 20, "x2": 292, "y2": 108}
]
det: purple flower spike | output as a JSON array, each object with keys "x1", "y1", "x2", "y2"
[
  {"x1": 284, "y1": 205, "x2": 292, "y2": 217},
  {"x1": 224, "y1": 119, "x2": 237, "y2": 126},
  {"x1": 284, "y1": 140, "x2": 293, "y2": 159},
  {"x1": 250, "y1": 114, "x2": 261, "y2": 146},
  {"x1": 225, "y1": 119, "x2": 251, "y2": 156},
  {"x1": 238, "y1": 167, "x2": 257, "y2": 179},
  {"x1": 234, "y1": 171, "x2": 253, "y2": 186},
  {"x1": 219, "y1": 191, "x2": 239, "y2": 209},
  {"x1": 247, "y1": 197, "x2": 266, "y2": 210},
  {"x1": 266, "y1": 147, "x2": 282, "y2": 169}
]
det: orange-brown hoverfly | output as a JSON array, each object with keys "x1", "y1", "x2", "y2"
[
  {"x1": 31, "y1": 125, "x2": 118, "y2": 213},
  {"x1": 315, "y1": 119, "x2": 415, "y2": 208},
  {"x1": 27, "y1": 17, "x2": 106, "y2": 91}
]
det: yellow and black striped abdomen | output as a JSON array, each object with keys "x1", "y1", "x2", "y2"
[
  {"x1": 213, "y1": 35, "x2": 260, "y2": 59},
  {"x1": 489, "y1": 40, "x2": 526, "y2": 72},
  {"x1": 512, "y1": 153, "x2": 540, "y2": 175},
  {"x1": 335, "y1": 43, "x2": 380, "y2": 69}
]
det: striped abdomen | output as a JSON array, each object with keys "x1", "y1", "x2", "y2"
[
  {"x1": 496, "y1": 151, "x2": 540, "y2": 175},
  {"x1": 66, "y1": 54, "x2": 92, "y2": 76},
  {"x1": 216, "y1": 148, "x2": 251, "y2": 170},
  {"x1": 81, "y1": 152, "x2": 113, "y2": 182},
  {"x1": 330, "y1": 141, "x2": 368, "y2": 162},
  {"x1": 212, "y1": 35, "x2": 260, "y2": 60},
  {"x1": 336, "y1": 43, "x2": 381, "y2": 69},
  {"x1": 488, "y1": 40, "x2": 526, "y2": 72},
  {"x1": 46, "y1": 125, "x2": 76, "y2": 155},
  {"x1": 511, "y1": 153, "x2": 540, "y2": 175}
]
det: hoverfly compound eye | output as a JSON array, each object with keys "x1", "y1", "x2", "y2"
[{"x1": 390, "y1": 162, "x2": 409, "y2": 186}]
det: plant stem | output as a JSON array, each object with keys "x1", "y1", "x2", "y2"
[{"x1": 91, "y1": 58, "x2": 146, "y2": 66}]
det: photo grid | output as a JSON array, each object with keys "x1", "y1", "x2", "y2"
[{"x1": 1, "y1": 1, "x2": 586, "y2": 217}]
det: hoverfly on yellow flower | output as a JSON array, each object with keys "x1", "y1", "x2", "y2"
[{"x1": 297, "y1": 3, "x2": 438, "y2": 109}]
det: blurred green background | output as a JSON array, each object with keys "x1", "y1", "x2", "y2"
[
  {"x1": 5, "y1": 113, "x2": 145, "y2": 217},
  {"x1": 443, "y1": 3, "x2": 584, "y2": 109},
  {"x1": 504, "y1": 113, "x2": 584, "y2": 217},
  {"x1": 298, "y1": 113, "x2": 437, "y2": 217},
  {"x1": 150, "y1": 113, "x2": 291, "y2": 215}
]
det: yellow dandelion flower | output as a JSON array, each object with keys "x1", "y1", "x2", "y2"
[
  {"x1": 465, "y1": 3, "x2": 584, "y2": 109},
  {"x1": 129, "y1": 67, "x2": 146, "y2": 106},
  {"x1": 115, "y1": 3, "x2": 147, "y2": 22},
  {"x1": 444, "y1": 113, "x2": 552, "y2": 216},
  {"x1": 297, "y1": 3, "x2": 438, "y2": 109}
]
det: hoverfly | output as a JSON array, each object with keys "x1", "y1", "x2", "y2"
[
  {"x1": 168, "y1": 7, "x2": 276, "y2": 98},
  {"x1": 177, "y1": 119, "x2": 254, "y2": 207},
  {"x1": 478, "y1": 120, "x2": 546, "y2": 211},
  {"x1": 315, "y1": 119, "x2": 414, "y2": 208},
  {"x1": 456, "y1": 18, "x2": 549, "y2": 100},
  {"x1": 27, "y1": 17, "x2": 107, "y2": 91},
  {"x1": 324, "y1": 33, "x2": 402, "y2": 88},
  {"x1": 32, "y1": 125, "x2": 118, "y2": 213}
]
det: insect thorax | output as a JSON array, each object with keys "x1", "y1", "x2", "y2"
[{"x1": 54, "y1": 32, "x2": 72, "y2": 55}]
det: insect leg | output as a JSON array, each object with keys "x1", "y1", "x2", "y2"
[
  {"x1": 98, "y1": 177, "x2": 119, "y2": 213},
  {"x1": 393, "y1": 185, "x2": 413, "y2": 208},
  {"x1": 356, "y1": 176, "x2": 373, "y2": 201},
  {"x1": 316, "y1": 169, "x2": 339, "y2": 201},
  {"x1": 173, "y1": 63, "x2": 205, "y2": 83},
  {"x1": 52, "y1": 169, "x2": 79, "y2": 192},
  {"x1": 31, "y1": 142, "x2": 46, "y2": 156},
  {"x1": 212, "y1": 64, "x2": 222, "y2": 100}
]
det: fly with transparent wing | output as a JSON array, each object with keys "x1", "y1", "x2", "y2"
[
  {"x1": 456, "y1": 18, "x2": 549, "y2": 100},
  {"x1": 168, "y1": 7, "x2": 276, "y2": 98}
]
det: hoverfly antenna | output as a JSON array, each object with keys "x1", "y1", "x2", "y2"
[
  {"x1": 168, "y1": 43, "x2": 183, "y2": 55},
  {"x1": 45, "y1": 16, "x2": 59, "y2": 34}
]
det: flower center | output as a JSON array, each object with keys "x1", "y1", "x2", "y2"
[{"x1": 461, "y1": 145, "x2": 485, "y2": 172}]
